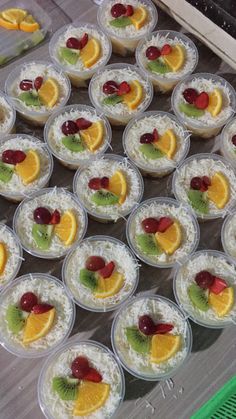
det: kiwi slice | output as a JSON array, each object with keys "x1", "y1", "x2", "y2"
[
  {"x1": 147, "y1": 59, "x2": 171, "y2": 74},
  {"x1": 188, "y1": 189, "x2": 209, "y2": 214},
  {"x1": 179, "y1": 102, "x2": 205, "y2": 118},
  {"x1": 32, "y1": 224, "x2": 53, "y2": 250},
  {"x1": 136, "y1": 234, "x2": 161, "y2": 255},
  {"x1": 188, "y1": 284, "x2": 209, "y2": 312},
  {"x1": 19, "y1": 92, "x2": 41, "y2": 107},
  {"x1": 52, "y1": 376, "x2": 79, "y2": 400},
  {"x1": 59, "y1": 47, "x2": 79, "y2": 65},
  {"x1": 6, "y1": 305, "x2": 25, "y2": 334},
  {"x1": 109, "y1": 17, "x2": 132, "y2": 27},
  {"x1": 139, "y1": 144, "x2": 165, "y2": 159},
  {"x1": 79, "y1": 268, "x2": 97, "y2": 290},
  {"x1": 102, "y1": 95, "x2": 123, "y2": 106},
  {"x1": 126, "y1": 326, "x2": 151, "y2": 354},
  {"x1": 0, "y1": 161, "x2": 14, "y2": 183},
  {"x1": 62, "y1": 134, "x2": 85, "y2": 152},
  {"x1": 91, "y1": 190, "x2": 119, "y2": 206}
]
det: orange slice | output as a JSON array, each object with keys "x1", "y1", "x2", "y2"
[
  {"x1": 0, "y1": 14, "x2": 18, "y2": 30},
  {"x1": 80, "y1": 121, "x2": 104, "y2": 151},
  {"x1": 163, "y1": 45, "x2": 185, "y2": 72},
  {"x1": 95, "y1": 272, "x2": 124, "y2": 298},
  {"x1": 155, "y1": 221, "x2": 181, "y2": 255},
  {"x1": 73, "y1": 381, "x2": 110, "y2": 416},
  {"x1": 23, "y1": 308, "x2": 55, "y2": 344},
  {"x1": 207, "y1": 172, "x2": 229, "y2": 209},
  {"x1": 2, "y1": 8, "x2": 27, "y2": 24},
  {"x1": 38, "y1": 77, "x2": 59, "y2": 108},
  {"x1": 0, "y1": 242, "x2": 7, "y2": 275},
  {"x1": 15, "y1": 149, "x2": 40, "y2": 185},
  {"x1": 108, "y1": 170, "x2": 127, "y2": 204},
  {"x1": 209, "y1": 287, "x2": 234, "y2": 317},
  {"x1": 54, "y1": 210, "x2": 77, "y2": 245},
  {"x1": 207, "y1": 88, "x2": 223, "y2": 117},
  {"x1": 129, "y1": 6, "x2": 148, "y2": 30},
  {"x1": 20, "y1": 15, "x2": 40, "y2": 33},
  {"x1": 154, "y1": 129, "x2": 177, "y2": 159},
  {"x1": 80, "y1": 38, "x2": 101, "y2": 68},
  {"x1": 151, "y1": 334, "x2": 181, "y2": 363},
  {"x1": 123, "y1": 80, "x2": 143, "y2": 110}
]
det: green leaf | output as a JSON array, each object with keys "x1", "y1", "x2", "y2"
[
  {"x1": 109, "y1": 17, "x2": 132, "y2": 28},
  {"x1": 102, "y1": 94, "x2": 123, "y2": 106}
]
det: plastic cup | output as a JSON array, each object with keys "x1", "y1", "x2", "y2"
[
  {"x1": 73, "y1": 153, "x2": 144, "y2": 223},
  {"x1": 97, "y1": 0, "x2": 158, "y2": 57},
  {"x1": 0, "y1": 223, "x2": 23, "y2": 290},
  {"x1": 220, "y1": 117, "x2": 236, "y2": 168},
  {"x1": 171, "y1": 73, "x2": 236, "y2": 138},
  {"x1": 13, "y1": 187, "x2": 88, "y2": 259},
  {"x1": 111, "y1": 294, "x2": 192, "y2": 381},
  {"x1": 44, "y1": 104, "x2": 112, "y2": 170},
  {"x1": 173, "y1": 250, "x2": 236, "y2": 328},
  {"x1": 122, "y1": 110, "x2": 190, "y2": 177},
  {"x1": 5, "y1": 60, "x2": 71, "y2": 126},
  {"x1": 0, "y1": 134, "x2": 54, "y2": 202},
  {"x1": 89, "y1": 63, "x2": 153, "y2": 126},
  {"x1": 136, "y1": 30, "x2": 198, "y2": 93},
  {"x1": 126, "y1": 196, "x2": 200, "y2": 268},
  {"x1": 172, "y1": 153, "x2": 236, "y2": 221},
  {"x1": 62, "y1": 235, "x2": 139, "y2": 312},
  {"x1": 221, "y1": 211, "x2": 236, "y2": 262},
  {"x1": 49, "y1": 22, "x2": 112, "y2": 88},
  {"x1": 0, "y1": 273, "x2": 75, "y2": 358},
  {"x1": 0, "y1": 90, "x2": 16, "y2": 137}
]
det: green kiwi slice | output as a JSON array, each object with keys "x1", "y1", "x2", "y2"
[
  {"x1": 52, "y1": 376, "x2": 79, "y2": 400},
  {"x1": 188, "y1": 284, "x2": 209, "y2": 311},
  {"x1": 126, "y1": 326, "x2": 151, "y2": 354},
  {"x1": 79, "y1": 269, "x2": 97, "y2": 290},
  {"x1": 136, "y1": 234, "x2": 162, "y2": 255},
  {"x1": 91, "y1": 190, "x2": 119, "y2": 206},
  {"x1": 187, "y1": 189, "x2": 209, "y2": 214}
]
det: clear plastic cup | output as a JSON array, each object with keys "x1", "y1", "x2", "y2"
[
  {"x1": 0, "y1": 134, "x2": 54, "y2": 202},
  {"x1": 5, "y1": 60, "x2": 71, "y2": 126},
  {"x1": 13, "y1": 187, "x2": 88, "y2": 259},
  {"x1": 97, "y1": 0, "x2": 158, "y2": 57},
  {"x1": 172, "y1": 153, "x2": 236, "y2": 221},
  {"x1": 73, "y1": 153, "x2": 144, "y2": 223},
  {"x1": 0, "y1": 273, "x2": 76, "y2": 358},
  {"x1": 89, "y1": 63, "x2": 153, "y2": 126},
  {"x1": 62, "y1": 235, "x2": 139, "y2": 312},
  {"x1": 38, "y1": 339, "x2": 125, "y2": 419},
  {"x1": 0, "y1": 223, "x2": 23, "y2": 290},
  {"x1": 0, "y1": 90, "x2": 16, "y2": 137},
  {"x1": 122, "y1": 110, "x2": 190, "y2": 177},
  {"x1": 173, "y1": 250, "x2": 236, "y2": 328},
  {"x1": 221, "y1": 211, "x2": 236, "y2": 262},
  {"x1": 171, "y1": 73, "x2": 236, "y2": 139},
  {"x1": 44, "y1": 104, "x2": 112, "y2": 170},
  {"x1": 49, "y1": 21, "x2": 112, "y2": 88},
  {"x1": 126, "y1": 196, "x2": 200, "y2": 268},
  {"x1": 220, "y1": 117, "x2": 236, "y2": 168},
  {"x1": 111, "y1": 294, "x2": 192, "y2": 381},
  {"x1": 136, "y1": 30, "x2": 198, "y2": 93}
]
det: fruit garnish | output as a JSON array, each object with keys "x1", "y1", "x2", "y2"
[
  {"x1": 73, "y1": 381, "x2": 110, "y2": 416},
  {"x1": 138, "y1": 314, "x2": 155, "y2": 335},
  {"x1": 71, "y1": 356, "x2": 90, "y2": 379},
  {"x1": 160, "y1": 44, "x2": 172, "y2": 56},
  {"x1": 195, "y1": 92, "x2": 209, "y2": 110},
  {"x1": 38, "y1": 77, "x2": 59, "y2": 108},
  {"x1": 19, "y1": 79, "x2": 33, "y2": 91},
  {"x1": 80, "y1": 121, "x2": 104, "y2": 152},
  {"x1": 85, "y1": 256, "x2": 106, "y2": 272},
  {"x1": 61, "y1": 120, "x2": 78, "y2": 136},
  {"x1": 108, "y1": 170, "x2": 127, "y2": 204},
  {"x1": 163, "y1": 44, "x2": 184, "y2": 71},
  {"x1": 95, "y1": 272, "x2": 124, "y2": 298},
  {"x1": 209, "y1": 277, "x2": 228, "y2": 295},
  {"x1": 207, "y1": 172, "x2": 229, "y2": 209},
  {"x1": 156, "y1": 217, "x2": 174, "y2": 233},
  {"x1": 155, "y1": 323, "x2": 174, "y2": 334},
  {"x1": 83, "y1": 368, "x2": 102, "y2": 383},
  {"x1": 34, "y1": 207, "x2": 51, "y2": 225},
  {"x1": 49, "y1": 209, "x2": 60, "y2": 225},
  {"x1": 151, "y1": 334, "x2": 181, "y2": 363},
  {"x1": 32, "y1": 224, "x2": 53, "y2": 250},
  {"x1": 140, "y1": 133, "x2": 154, "y2": 144},
  {"x1": 101, "y1": 176, "x2": 109, "y2": 188},
  {"x1": 145, "y1": 46, "x2": 161, "y2": 61},
  {"x1": 209, "y1": 287, "x2": 234, "y2": 317},
  {"x1": 207, "y1": 88, "x2": 223, "y2": 117},
  {"x1": 2, "y1": 8, "x2": 27, "y2": 24},
  {"x1": 18, "y1": 91, "x2": 41, "y2": 107},
  {"x1": 80, "y1": 38, "x2": 101, "y2": 68},
  {"x1": 31, "y1": 303, "x2": 54, "y2": 314},
  {"x1": 20, "y1": 292, "x2": 38, "y2": 312},
  {"x1": 179, "y1": 102, "x2": 205, "y2": 117},
  {"x1": 19, "y1": 14, "x2": 40, "y2": 33},
  {"x1": 190, "y1": 177, "x2": 204, "y2": 191},
  {"x1": 188, "y1": 283, "x2": 209, "y2": 311},
  {"x1": 62, "y1": 134, "x2": 84, "y2": 153},
  {"x1": 195, "y1": 270, "x2": 214, "y2": 289},
  {"x1": 0, "y1": 14, "x2": 18, "y2": 30},
  {"x1": 0, "y1": 242, "x2": 7, "y2": 274},
  {"x1": 59, "y1": 47, "x2": 79, "y2": 65},
  {"x1": 6, "y1": 305, "x2": 25, "y2": 333},
  {"x1": 155, "y1": 221, "x2": 181, "y2": 255},
  {"x1": 2, "y1": 149, "x2": 26, "y2": 164},
  {"x1": 202, "y1": 176, "x2": 211, "y2": 187},
  {"x1": 126, "y1": 326, "x2": 151, "y2": 354},
  {"x1": 123, "y1": 80, "x2": 143, "y2": 110},
  {"x1": 98, "y1": 261, "x2": 115, "y2": 279},
  {"x1": 34, "y1": 76, "x2": 43, "y2": 91},
  {"x1": 80, "y1": 33, "x2": 89, "y2": 49},
  {"x1": 91, "y1": 190, "x2": 119, "y2": 206},
  {"x1": 129, "y1": 6, "x2": 147, "y2": 30},
  {"x1": 54, "y1": 210, "x2": 77, "y2": 245},
  {"x1": 141, "y1": 217, "x2": 159, "y2": 234},
  {"x1": 183, "y1": 88, "x2": 198, "y2": 104},
  {"x1": 23, "y1": 307, "x2": 55, "y2": 344},
  {"x1": 136, "y1": 233, "x2": 162, "y2": 255},
  {"x1": 117, "y1": 81, "x2": 131, "y2": 96},
  {"x1": 79, "y1": 269, "x2": 98, "y2": 291},
  {"x1": 147, "y1": 59, "x2": 171, "y2": 74},
  {"x1": 109, "y1": 16, "x2": 132, "y2": 27},
  {"x1": 76, "y1": 118, "x2": 92, "y2": 130},
  {"x1": 0, "y1": 161, "x2": 14, "y2": 183},
  {"x1": 102, "y1": 95, "x2": 123, "y2": 106},
  {"x1": 232, "y1": 135, "x2": 236, "y2": 146},
  {"x1": 153, "y1": 128, "x2": 159, "y2": 141},
  {"x1": 88, "y1": 177, "x2": 109, "y2": 190},
  {"x1": 125, "y1": 5, "x2": 134, "y2": 16},
  {"x1": 154, "y1": 129, "x2": 176, "y2": 159},
  {"x1": 103, "y1": 80, "x2": 119, "y2": 95},
  {"x1": 66, "y1": 37, "x2": 82, "y2": 50},
  {"x1": 52, "y1": 377, "x2": 79, "y2": 400},
  {"x1": 111, "y1": 3, "x2": 127, "y2": 18},
  {"x1": 15, "y1": 149, "x2": 40, "y2": 184},
  {"x1": 188, "y1": 189, "x2": 209, "y2": 214},
  {"x1": 140, "y1": 144, "x2": 164, "y2": 159}
]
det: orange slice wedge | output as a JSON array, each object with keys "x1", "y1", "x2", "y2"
[
  {"x1": 0, "y1": 242, "x2": 7, "y2": 275},
  {"x1": 2, "y1": 8, "x2": 27, "y2": 24},
  {"x1": 0, "y1": 14, "x2": 18, "y2": 30},
  {"x1": 20, "y1": 15, "x2": 40, "y2": 33},
  {"x1": 163, "y1": 44, "x2": 185, "y2": 72},
  {"x1": 209, "y1": 287, "x2": 234, "y2": 317},
  {"x1": 54, "y1": 210, "x2": 77, "y2": 245},
  {"x1": 129, "y1": 6, "x2": 148, "y2": 30},
  {"x1": 123, "y1": 80, "x2": 143, "y2": 110},
  {"x1": 80, "y1": 38, "x2": 101, "y2": 68},
  {"x1": 154, "y1": 129, "x2": 177, "y2": 159},
  {"x1": 15, "y1": 149, "x2": 40, "y2": 185},
  {"x1": 207, "y1": 172, "x2": 229, "y2": 209},
  {"x1": 207, "y1": 88, "x2": 223, "y2": 117},
  {"x1": 23, "y1": 308, "x2": 55, "y2": 344},
  {"x1": 73, "y1": 381, "x2": 110, "y2": 416},
  {"x1": 155, "y1": 221, "x2": 181, "y2": 255},
  {"x1": 80, "y1": 121, "x2": 104, "y2": 151},
  {"x1": 151, "y1": 334, "x2": 181, "y2": 363},
  {"x1": 108, "y1": 170, "x2": 127, "y2": 204},
  {"x1": 38, "y1": 77, "x2": 59, "y2": 108},
  {"x1": 95, "y1": 272, "x2": 124, "y2": 298}
]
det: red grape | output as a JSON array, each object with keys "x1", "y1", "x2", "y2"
[
  {"x1": 140, "y1": 133, "x2": 154, "y2": 144},
  {"x1": 138, "y1": 315, "x2": 156, "y2": 335},
  {"x1": 76, "y1": 118, "x2": 92, "y2": 130},
  {"x1": 20, "y1": 292, "x2": 38, "y2": 312},
  {"x1": 71, "y1": 356, "x2": 90, "y2": 379},
  {"x1": 141, "y1": 217, "x2": 159, "y2": 233},
  {"x1": 195, "y1": 270, "x2": 214, "y2": 289},
  {"x1": 103, "y1": 80, "x2": 119, "y2": 95},
  {"x1": 33, "y1": 207, "x2": 52, "y2": 225},
  {"x1": 61, "y1": 120, "x2": 78, "y2": 136},
  {"x1": 88, "y1": 177, "x2": 101, "y2": 190},
  {"x1": 190, "y1": 177, "x2": 202, "y2": 190},
  {"x1": 34, "y1": 76, "x2": 43, "y2": 91},
  {"x1": 232, "y1": 135, "x2": 236, "y2": 146},
  {"x1": 2, "y1": 150, "x2": 26, "y2": 165},
  {"x1": 66, "y1": 37, "x2": 82, "y2": 50},
  {"x1": 85, "y1": 256, "x2": 106, "y2": 271},
  {"x1": 183, "y1": 88, "x2": 198, "y2": 104},
  {"x1": 111, "y1": 3, "x2": 126, "y2": 18},
  {"x1": 100, "y1": 176, "x2": 109, "y2": 188},
  {"x1": 19, "y1": 79, "x2": 33, "y2": 91},
  {"x1": 146, "y1": 46, "x2": 161, "y2": 61}
]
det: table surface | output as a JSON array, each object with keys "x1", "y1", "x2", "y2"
[{"x1": 0, "y1": 1, "x2": 236, "y2": 419}]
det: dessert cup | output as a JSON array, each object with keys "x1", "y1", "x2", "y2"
[
  {"x1": 136, "y1": 30, "x2": 198, "y2": 93},
  {"x1": 0, "y1": 90, "x2": 16, "y2": 137},
  {"x1": 0, "y1": 223, "x2": 23, "y2": 290},
  {"x1": 44, "y1": 104, "x2": 112, "y2": 170},
  {"x1": 173, "y1": 250, "x2": 236, "y2": 328},
  {"x1": 49, "y1": 22, "x2": 112, "y2": 88},
  {"x1": 62, "y1": 235, "x2": 139, "y2": 312},
  {"x1": 221, "y1": 211, "x2": 236, "y2": 262},
  {"x1": 0, "y1": 273, "x2": 75, "y2": 358},
  {"x1": 111, "y1": 295, "x2": 192, "y2": 380},
  {"x1": 122, "y1": 110, "x2": 190, "y2": 177},
  {"x1": 220, "y1": 117, "x2": 236, "y2": 168}
]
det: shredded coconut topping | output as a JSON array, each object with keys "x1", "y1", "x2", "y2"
[
  {"x1": 0, "y1": 95, "x2": 14, "y2": 134},
  {"x1": 0, "y1": 224, "x2": 22, "y2": 287},
  {"x1": 221, "y1": 117, "x2": 236, "y2": 167}
]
